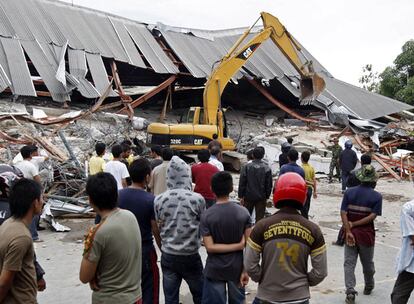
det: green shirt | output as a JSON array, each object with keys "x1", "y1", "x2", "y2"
[
  {"x1": 87, "y1": 209, "x2": 142, "y2": 304},
  {"x1": 328, "y1": 144, "x2": 342, "y2": 159}
]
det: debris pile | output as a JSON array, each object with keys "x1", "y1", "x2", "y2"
[{"x1": 0, "y1": 99, "x2": 148, "y2": 223}]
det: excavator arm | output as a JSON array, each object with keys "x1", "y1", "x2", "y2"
[{"x1": 203, "y1": 12, "x2": 326, "y2": 126}]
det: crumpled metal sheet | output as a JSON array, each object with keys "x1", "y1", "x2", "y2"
[
  {"x1": 41, "y1": 202, "x2": 71, "y2": 232},
  {"x1": 47, "y1": 198, "x2": 92, "y2": 216}
]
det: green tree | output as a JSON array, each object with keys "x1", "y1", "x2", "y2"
[
  {"x1": 359, "y1": 64, "x2": 379, "y2": 92},
  {"x1": 378, "y1": 40, "x2": 414, "y2": 105}
]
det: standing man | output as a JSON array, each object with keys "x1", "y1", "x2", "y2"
[
  {"x1": 301, "y1": 151, "x2": 317, "y2": 219},
  {"x1": 339, "y1": 140, "x2": 358, "y2": 193},
  {"x1": 149, "y1": 145, "x2": 163, "y2": 170},
  {"x1": 15, "y1": 145, "x2": 42, "y2": 242},
  {"x1": 279, "y1": 148, "x2": 305, "y2": 179},
  {"x1": 332, "y1": 153, "x2": 373, "y2": 247},
  {"x1": 391, "y1": 198, "x2": 414, "y2": 303},
  {"x1": 154, "y1": 156, "x2": 205, "y2": 304},
  {"x1": 347, "y1": 153, "x2": 372, "y2": 188},
  {"x1": 148, "y1": 147, "x2": 173, "y2": 196},
  {"x1": 278, "y1": 142, "x2": 291, "y2": 169},
  {"x1": 80, "y1": 173, "x2": 142, "y2": 304},
  {"x1": 119, "y1": 159, "x2": 161, "y2": 304},
  {"x1": 341, "y1": 165, "x2": 382, "y2": 303},
  {"x1": 207, "y1": 134, "x2": 223, "y2": 151},
  {"x1": 321, "y1": 137, "x2": 342, "y2": 183},
  {"x1": 244, "y1": 172, "x2": 327, "y2": 304},
  {"x1": 209, "y1": 146, "x2": 224, "y2": 171},
  {"x1": 0, "y1": 178, "x2": 45, "y2": 303},
  {"x1": 14, "y1": 146, "x2": 41, "y2": 184},
  {"x1": 89, "y1": 142, "x2": 106, "y2": 176},
  {"x1": 238, "y1": 147, "x2": 273, "y2": 223},
  {"x1": 200, "y1": 171, "x2": 251, "y2": 304},
  {"x1": 191, "y1": 149, "x2": 219, "y2": 208},
  {"x1": 104, "y1": 144, "x2": 130, "y2": 190}
]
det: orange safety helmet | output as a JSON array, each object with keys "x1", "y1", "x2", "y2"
[{"x1": 273, "y1": 172, "x2": 307, "y2": 208}]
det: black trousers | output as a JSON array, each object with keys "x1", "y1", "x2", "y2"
[{"x1": 391, "y1": 271, "x2": 414, "y2": 304}]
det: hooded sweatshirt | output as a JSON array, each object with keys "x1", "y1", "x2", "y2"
[{"x1": 154, "y1": 156, "x2": 206, "y2": 255}]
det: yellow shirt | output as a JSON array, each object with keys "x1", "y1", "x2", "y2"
[
  {"x1": 89, "y1": 156, "x2": 105, "y2": 175},
  {"x1": 302, "y1": 163, "x2": 315, "y2": 189}
]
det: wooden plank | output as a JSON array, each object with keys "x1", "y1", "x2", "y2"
[
  {"x1": 373, "y1": 154, "x2": 401, "y2": 181},
  {"x1": 354, "y1": 134, "x2": 401, "y2": 181}
]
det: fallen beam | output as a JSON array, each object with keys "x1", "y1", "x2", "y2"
[
  {"x1": 246, "y1": 78, "x2": 318, "y2": 124},
  {"x1": 118, "y1": 75, "x2": 177, "y2": 114}
]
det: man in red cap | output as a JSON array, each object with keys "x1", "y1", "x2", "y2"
[{"x1": 244, "y1": 172, "x2": 327, "y2": 304}]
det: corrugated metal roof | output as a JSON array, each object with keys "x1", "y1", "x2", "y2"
[
  {"x1": 0, "y1": 38, "x2": 36, "y2": 96},
  {"x1": 85, "y1": 52, "x2": 117, "y2": 97},
  {"x1": 321, "y1": 77, "x2": 412, "y2": 120},
  {"x1": 0, "y1": 3, "x2": 15, "y2": 38},
  {"x1": 68, "y1": 49, "x2": 100, "y2": 98},
  {"x1": 125, "y1": 23, "x2": 178, "y2": 74},
  {"x1": 0, "y1": 0, "x2": 177, "y2": 101},
  {"x1": 21, "y1": 40, "x2": 69, "y2": 102},
  {"x1": 109, "y1": 18, "x2": 146, "y2": 68},
  {"x1": 160, "y1": 30, "x2": 208, "y2": 78},
  {"x1": 0, "y1": 0, "x2": 410, "y2": 118},
  {"x1": 0, "y1": 63, "x2": 10, "y2": 92}
]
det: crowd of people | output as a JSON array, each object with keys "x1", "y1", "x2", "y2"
[{"x1": 0, "y1": 137, "x2": 413, "y2": 304}]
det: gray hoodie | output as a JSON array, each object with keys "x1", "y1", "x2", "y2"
[{"x1": 154, "y1": 156, "x2": 206, "y2": 255}]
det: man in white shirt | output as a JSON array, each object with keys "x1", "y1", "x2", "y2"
[
  {"x1": 14, "y1": 145, "x2": 42, "y2": 242},
  {"x1": 391, "y1": 198, "x2": 414, "y2": 303},
  {"x1": 104, "y1": 144, "x2": 130, "y2": 190},
  {"x1": 14, "y1": 146, "x2": 41, "y2": 184},
  {"x1": 13, "y1": 146, "x2": 47, "y2": 171},
  {"x1": 209, "y1": 146, "x2": 224, "y2": 171}
]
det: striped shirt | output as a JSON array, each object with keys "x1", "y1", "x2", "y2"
[{"x1": 341, "y1": 185, "x2": 382, "y2": 246}]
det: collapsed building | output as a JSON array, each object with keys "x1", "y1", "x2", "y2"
[{"x1": 0, "y1": 0, "x2": 411, "y2": 121}]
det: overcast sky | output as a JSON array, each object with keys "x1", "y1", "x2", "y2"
[{"x1": 63, "y1": 0, "x2": 413, "y2": 86}]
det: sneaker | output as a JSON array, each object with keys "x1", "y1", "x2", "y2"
[
  {"x1": 345, "y1": 293, "x2": 356, "y2": 304},
  {"x1": 363, "y1": 286, "x2": 374, "y2": 295}
]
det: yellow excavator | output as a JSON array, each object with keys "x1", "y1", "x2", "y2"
[{"x1": 147, "y1": 12, "x2": 325, "y2": 152}]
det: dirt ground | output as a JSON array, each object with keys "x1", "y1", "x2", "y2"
[{"x1": 34, "y1": 177, "x2": 414, "y2": 304}]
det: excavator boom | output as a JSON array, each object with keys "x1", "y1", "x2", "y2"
[{"x1": 203, "y1": 12, "x2": 326, "y2": 126}]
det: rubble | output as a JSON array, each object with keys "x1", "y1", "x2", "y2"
[{"x1": 0, "y1": 95, "x2": 412, "y2": 231}]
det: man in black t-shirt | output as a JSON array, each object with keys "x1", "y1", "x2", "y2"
[
  {"x1": 200, "y1": 171, "x2": 251, "y2": 304},
  {"x1": 118, "y1": 159, "x2": 162, "y2": 304}
]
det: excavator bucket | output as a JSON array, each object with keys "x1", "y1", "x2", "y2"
[{"x1": 300, "y1": 73, "x2": 326, "y2": 101}]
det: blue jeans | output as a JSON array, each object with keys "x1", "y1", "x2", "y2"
[
  {"x1": 301, "y1": 187, "x2": 312, "y2": 219},
  {"x1": 201, "y1": 277, "x2": 245, "y2": 304},
  {"x1": 161, "y1": 252, "x2": 203, "y2": 304},
  {"x1": 30, "y1": 214, "x2": 40, "y2": 240},
  {"x1": 341, "y1": 171, "x2": 351, "y2": 191},
  {"x1": 253, "y1": 298, "x2": 309, "y2": 304}
]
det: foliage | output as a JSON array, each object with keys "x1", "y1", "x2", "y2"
[
  {"x1": 358, "y1": 64, "x2": 379, "y2": 92},
  {"x1": 377, "y1": 40, "x2": 414, "y2": 105}
]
